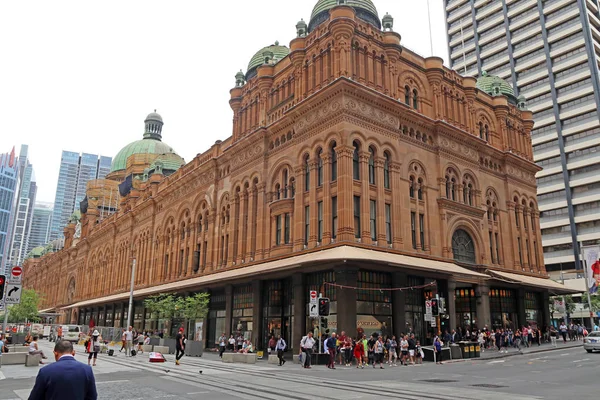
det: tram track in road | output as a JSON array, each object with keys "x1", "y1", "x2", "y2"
[{"x1": 99, "y1": 354, "x2": 491, "y2": 400}]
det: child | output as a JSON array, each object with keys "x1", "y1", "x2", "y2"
[{"x1": 415, "y1": 341, "x2": 423, "y2": 365}]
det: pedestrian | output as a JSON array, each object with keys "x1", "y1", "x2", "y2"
[
  {"x1": 367, "y1": 334, "x2": 376, "y2": 366},
  {"x1": 228, "y1": 335, "x2": 235, "y2": 351},
  {"x1": 57, "y1": 326, "x2": 63, "y2": 342},
  {"x1": 326, "y1": 332, "x2": 337, "y2": 369},
  {"x1": 477, "y1": 330, "x2": 485, "y2": 352},
  {"x1": 388, "y1": 335, "x2": 398, "y2": 366},
  {"x1": 400, "y1": 335, "x2": 409, "y2": 365},
  {"x1": 514, "y1": 329, "x2": 522, "y2": 351},
  {"x1": 119, "y1": 329, "x2": 126, "y2": 353},
  {"x1": 373, "y1": 336, "x2": 385, "y2": 369},
  {"x1": 0, "y1": 334, "x2": 5, "y2": 364},
  {"x1": 559, "y1": 322, "x2": 568, "y2": 343},
  {"x1": 354, "y1": 337, "x2": 364, "y2": 368},
  {"x1": 300, "y1": 332, "x2": 315, "y2": 369},
  {"x1": 434, "y1": 337, "x2": 444, "y2": 365},
  {"x1": 408, "y1": 334, "x2": 417, "y2": 365},
  {"x1": 87, "y1": 330, "x2": 100, "y2": 366},
  {"x1": 268, "y1": 335, "x2": 276, "y2": 355},
  {"x1": 28, "y1": 336, "x2": 48, "y2": 364},
  {"x1": 175, "y1": 327, "x2": 186, "y2": 366},
  {"x1": 275, "y1": 335, "x2": 287, "y2": 366},
  {"x1": 343, "y1": 335, "x2": 353, "y2": 366},
  {"x1": 415, "y1": 341, "x2": 423, "y2": 364},
  {"x1": 218, "y1": 333, "x2": 227, "y2": 358},
  {"x1": 124, "y1": 326, "x2": 133, "y2": 357},
  {"x1": 29, "y1": 340, "x2": 97, "y2": 400},
  {"x1": 361, "y1": 335, "x2": 369, "y2": 366},
  {"x1": 137, "y1": 331, "x2": 145, "y2": 354}
]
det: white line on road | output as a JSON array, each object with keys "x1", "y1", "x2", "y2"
[
  {"x1": 187, "y1": 392, "x2": 210, "y2": 395},
  {"x1": 571, "y1": 359, "x2": 590, "y2": 363},
  {"x1": 96, "y1": 379, "x2": 130, "y2": 384},
  {"x1": 487, "y1": 360, "x2": 505, "y2": 364},
  {"x1": 0, "y1": 371, "x2": 5, "y2": 380},
  {"x1": 560, "y1": 353, "x2": 570, "y2": 356}
]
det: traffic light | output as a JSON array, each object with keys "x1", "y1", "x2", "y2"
[
  {"x1": 321, "y1": 318, "x2": 328, "y2": 329},
  {"x1": 0, "y1": 275, "x2": 5, "y2": 300},
  {"x1": 318, "y1": 298, "x2": 330, "y2": 316},
  {"x1": 431, "y1": 299, "x2": 439, "y2": 316}
]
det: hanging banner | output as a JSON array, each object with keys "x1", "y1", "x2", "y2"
[{"x1": 582, "y1": 246, "x2": 600, "y2": 294}]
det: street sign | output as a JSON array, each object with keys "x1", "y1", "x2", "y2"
[
  {"x1": 309, "y1": 303, "x2": 319, "y2": 317},
  {"x1": 5, "y1": 284, "x2": 21, "y2": 304},
  {"x1": 431, "y1": 318, "x2": 437, "y2": 327},
  {"x1": 9, "y1": 266, "x2": 22, "y2": 284},
  {"x1": 309, "y1": 290, "x2": 318, "y2": 304}
]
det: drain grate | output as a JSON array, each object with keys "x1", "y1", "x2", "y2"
[
  {"x1": 470, "y1": 384, "x2": 507, "y2": 388},
  {"x1": 420, "y1": 379, "x2": 458, "y2": 383}
]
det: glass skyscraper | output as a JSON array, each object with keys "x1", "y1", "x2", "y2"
[
  {"x1": 49, "y1": 151, "x2": 112, "y2": 241},
  {"x1": 443, "y1": 0, "x2": 600, "y2": 278},
  {"x1": 27, "y1": 202, "x2": 53, "y2": 254},
  {"x1": 0, "y1": 147, "x2": 19, "y2": 273},
  {"x1": 6, "y1": 145, "x2": 37, "y2": 269}
]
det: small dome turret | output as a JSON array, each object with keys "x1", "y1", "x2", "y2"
[
  {"x1": 245, "y1": 42, "x2": 290, "y2": 80},
  {"x1": 235, "y1": 70, "x2": 246, "y2": 87},
  {"x1": 144, "y1": 110, "x2": 163, "y2": 140},
  {"x1": 382, "y1": 12, "x2": 393, "y2": 31},
  {"x1": 517, "y1": 94, "x2": 528, "y2": 110},
  {"x1": 476, "y1": 71, "x2": 517, "y2": 104},
  {"x1": 296, "y1": 18, "x2": 308, "y2": 37},
  {"x1": 309, "y1": 0, "x2": 380, "y2": 32}
]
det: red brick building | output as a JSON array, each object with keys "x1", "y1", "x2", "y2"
[{"x1": 24, "y1": 0, "x2": 571, "y2": 349}]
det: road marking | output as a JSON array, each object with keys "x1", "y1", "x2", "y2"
[
  {"x1": 0, "y1": 371, "x2": 5, "y2": 380},
  {"x1": 571, "y1": 359, "x2": 590, "y2": 363},
  {"x1": 187, "y1": 392, "x2": 210, "y2": 395},
  {"x1": 97, "y1": 380, "x2": 130, "y2": 384},
  {"x1": 560, "y1": 353, "x2": 570, "y2": 356},
  {"x1": 487, "y1": 360, "x2": 505, "y2": 364}
]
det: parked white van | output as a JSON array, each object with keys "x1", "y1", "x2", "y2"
[{"x1": 62, "y1": 325, "x2": 82, "y2": 342}]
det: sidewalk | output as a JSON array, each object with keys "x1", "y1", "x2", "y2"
[{"x1": 445, "y1": 339, "x2": 583, "y2": 363}]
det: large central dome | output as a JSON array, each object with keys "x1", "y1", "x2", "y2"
[{"x1": 309, "y1": 0, "x2": 380, "y2": 32}]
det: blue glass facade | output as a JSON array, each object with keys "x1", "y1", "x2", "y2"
[
  {"x1": 0, "y1": 148, "x2": 19, "y2": 272},
  {"x1": 50, "y1": 151, "x2": 112, "y2": 241}
]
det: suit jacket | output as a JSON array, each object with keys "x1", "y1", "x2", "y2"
[{"x1": 28, "y1": 356, "x2": 97, "y2": 400}]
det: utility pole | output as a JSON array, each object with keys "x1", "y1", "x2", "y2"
[{"x1": 126, "y1": 258, "x2": 136, "y2": 329}]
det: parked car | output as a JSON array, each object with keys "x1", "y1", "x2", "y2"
[
  {"x1": 62, "y1": 325, "x2": 83, "y2": 342},
  {"x1": 583, "y1": 331, "x2": 600, "y2": 353}
]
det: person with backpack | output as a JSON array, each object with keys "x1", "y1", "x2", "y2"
[
  {"x1": 275, "y1": 335, "x2": 287, "y2": 366},
  {"x1": 300, "y1": 332, "x2": 316, "y2": 369}
]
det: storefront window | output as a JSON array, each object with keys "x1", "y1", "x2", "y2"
[
  {"x1": 262, "y1": 279, "x2": 293, "y2": 351},
  {"x1": 405, "y1": 276, "x2": 425, "y2": 342},
  {"x1": 356, "y1": 271, "x2": 392, "y2": 338},
  {"x1": 233, "y1": 285, "x2": 253, "y2": 344},
  {"x1": 455, "y1": 288, "x2": 477, "y2": 331},
  {"x1": 490, "y1": 288, "x2": 517, "y2": 330},
  {"x1": 207, "y1": 291, "x2": 226, "y2": 348},
  {"x1": 525, "y1": 292, "x2": 541, "y2": 329}
]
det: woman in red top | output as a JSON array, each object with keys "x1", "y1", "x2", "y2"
[{"x1": 353, "y1": 338, "x2": 364, "y2": 369}]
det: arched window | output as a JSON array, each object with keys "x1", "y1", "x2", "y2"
[
  {"x1": 479, "y1": 122, "x2": 484, "y2": 139},
  {"x1": 353, "y1": 141, "x2": 360, "y2": 180},
  {"x1": 487, "y1": 201, "x2": 492, "y2": 220},
  {"x1": 383, "y1": 152, "x2": 390, "y2": 189},
  {"x1": 463, "y1": 182, "x2": 468, "y2": 204},
  {"x1": 451, "y1": 178, "x2": 456, "y2": 201},
  {"x1": 413, "y1": 89, "x2": 418, "y2": 109},
  {"x1": 289, "y1": 177, "x2": 295, "y2": 198},
  {"x1": 445, "y1": 175, "x2": 451, "y2": 199},
  {"x1": 530, "y1": 203, "x2": 536, "y2": 231},
  {"x1": 452, "y1": 229, "x2": 476, "y2": 264},
  {"x1": 417, "y1": 178, "x2": 423, "y2": 200},
  {"x1": 405, "y1": 86, "x2": 411, "y2": 105},
  {"x1": 409, "y1": 176, "x2": 415, "y2": 198},
  {"x1": 317, "y1": 148, "x2": 323, "y2": 186},
  {"x1": 485, "y1": 125, "x2": 489, "y2": 142},
  {"x1": 522, "y1": 201, "x2": 528, "y2": 229},
  {"x1": 275, "y1": 183, "x2": 281, "y2": 200},
  {"x1": 368, "y1": 146, "x2": 375, "y2": 184},
  {"x1": 331, "y1": 142, "x2": 337, "y2": 181},
  {"x1": 514, "y1": 197, "x2": 519, "y2": 227},
  {"x1": 283, "y1": 169, "x2": 288, "y2": 198},
  {"x1": 304, "y1": 155, "x2": 310, "y2": 191}
]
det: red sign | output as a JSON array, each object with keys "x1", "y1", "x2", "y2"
[
  {"x1": 310, "y1": 290, "x2": 317, "y2": 300},
  {"x1": 11, "y1": 266, "x2": 23, "y2": 277}
]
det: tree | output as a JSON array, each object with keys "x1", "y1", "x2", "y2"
[
  {"x1": 144, "y1": 293, "x2": 177, "y2": 337},
  {"x1": 7, "y1": 289, "x2": 41, "y2": 323},
  {"x1": 175, "y1": 292, "x2": 210, "y2": 339},
  {"x1": 590, "y1": 295, "x2": 600, "y2": 312}
]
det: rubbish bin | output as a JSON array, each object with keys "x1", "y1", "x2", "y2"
[
  {"x1": 472, "y1": 342, "x2": 481, "y2": 358},
  {"x1": 450, "y1": 344, "x2": 463, "y2": 359},
  {"x1": 468, "y1": 343, "x2": 476, "y2": 358},
  {"x1": 460, "y1": 341, "x2": 471, "y2": 358}
]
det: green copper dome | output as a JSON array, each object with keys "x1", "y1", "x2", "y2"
[
  {"x1": 246, "y1": 42, "x2": 290, "y2": 80},
  {"x1": 110, "y1": 112, "x2": 184, "y2": 173},
  {"x1": 476, "y1": 71, "x2": 516, "y2": 98},
  {"x1": 309, "y1": 0, "x2": 380, "y2": 32}
]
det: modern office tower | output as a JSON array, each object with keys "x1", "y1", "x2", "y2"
[
  {"x1": 0, "y1": 147, "x2": 19, "y2": 273},
  {"x1": 6, "y1": 145, "x2": 37, "y2": 268},
  {"x1": 27, "y1": 202, "x2": 53, "y2": 253},
  {"x1": 49, "y1": 152, "x2": 112, "y2": 241},
  {"x1": 443, "y1": 0, "x2": 600, "y2": 278}
]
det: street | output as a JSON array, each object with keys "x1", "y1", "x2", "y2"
[{"x1": 0, "y1": 340, "x2": 594, "y2": 399}]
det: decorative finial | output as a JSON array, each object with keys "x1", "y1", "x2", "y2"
[
  {"x1": 275, "y1": 40, "x2": 279, "y2": 46},
  {"x1": 154, "y1": 109, "x2": 157, "y2": 113}
]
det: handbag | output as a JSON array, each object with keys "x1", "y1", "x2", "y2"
[{"x1": 93, "y1": 345, "x2": 100, "y2": 353}]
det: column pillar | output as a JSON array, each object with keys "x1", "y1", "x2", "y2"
[
  {"x1": 507, "y1": 202, "x2": 520, "y2": 270},
  {"x1": 252, "y1": 280, "x2": 263, "y2": 350},
  {"x1": 236, "y1": 192, "x2": 247, "y2": 264},
  {"x1": 225, "y1": 285, "x2": 233, "y2": 336},
  {"x1": 246, "y1": 188, "x2": 256, "y2": 261},
  {"x1": 336, "y1": 145, "x2": 354, "y2": 241},
  {"x1": 293, "y1": 166, "x2": 305, "y2": 251},
  {"x1": 335, "y1": 267, "x2": 358, "y2": 336},
  {"x1": 389, "y1": 162, "x2": 403, "y2": 249},
  {"x1": 375, "y1": 157, "x2": 386, "y2": 246},
  {"x1": 475, "y1": 284, "x2": 491, "y2": 329},
  {"x1": 447, "y1": 280, "x2": 457, "y2": 332},
  {"x1": 308, "y1": 160, "x2": 318, "y2": 247},
  {"x1": 322, "y1": 154, "x2": 332, "y2": 244},
  {"x1": 359, "y1": 151, "x2": 371, "y2": 244},
  {"x1": 542, "y1": 292, "x2": 551, "y2": 329},
  {"x1": 517, "y1": 288, "x2": 526, "y2": 329},
  {"x1": 228, "y1": 196, "x2": 239, "y2": 265},
  {"x1": 292, "y1": 273, "x2": 306, "y2": 352},
  {"x1": 255, "y1": 184, "x2": 266, "y2": 260},
  {"x1": 392, "y1": 272, "x2": 407, "y2": 337}
]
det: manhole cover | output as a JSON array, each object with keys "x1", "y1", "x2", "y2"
[
  {"x1": 471, "y1": 384, "x2": 507, "y2": 388},
  {"x1": 420, "y1": 379, "x2": 458, "y2": 383}
]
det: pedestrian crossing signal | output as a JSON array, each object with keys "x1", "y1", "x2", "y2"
[
  {"x1": 319, "y1": 298, "x2": 330, "y2": 316},
  {"x1": 431, "y1": 299, "x2": 439, "y2": 316}
]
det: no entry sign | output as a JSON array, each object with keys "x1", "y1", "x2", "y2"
[
  {"x1": 309, "y1": 290, "x2": 317, "y2": 304},
  {"x1": 9, "y1": 266, "x2": 23, "y2": 284}
]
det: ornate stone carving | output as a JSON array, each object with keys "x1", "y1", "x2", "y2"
[
  {"x1": 231, "y1": 146, "x2": 263, "y2": 168},
  {"x1": 343, "y1": 99, "x2": 398, "y2": 129}
]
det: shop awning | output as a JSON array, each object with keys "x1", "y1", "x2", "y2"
[
  {"x1": 64, "y1": 245, "x2": 487, "y2": 309},
  {"x1": 486, "y1": 270, "x2": 579, "y2": 294}
]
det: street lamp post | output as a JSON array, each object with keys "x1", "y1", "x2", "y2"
[{"x1": 126, "y1": 258, "x2": 136, "y2": 329}]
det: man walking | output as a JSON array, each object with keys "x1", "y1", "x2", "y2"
[
  {"x1": 56, "y1": 326, "x2": 63, "y2": 342},
  {"x1": 326, "y1": 332, "x2": 337, "y2": 369},
  {"x1": 275, "y1": 335, "x2": 287, "y2": 366},
  {"x1": 124, "y1": 326, "x2": 133, "y2": 356},
  {"x1": 29, "y1": 340, "x2": 97, "y2": 400},
  {"x1": 175, "y1": 327, "x2": 185, "y2": 365},
  {"x1": 300, "y1": 332, "x2": 315, "y2": 369}
]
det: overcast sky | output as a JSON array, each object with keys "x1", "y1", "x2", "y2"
[{"x1": 1, "y1": 0, "x2": 448, "y2": 203}]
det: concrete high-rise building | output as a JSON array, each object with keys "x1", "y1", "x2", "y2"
[
  {"x1": 0, "y1": 147, "x2": 19, "y2": 273},
  {"x1": 27, "y1": 201, "x2": 53, "y2": 254},
  {"x1": 6, "y1": 145, "x2": 37, "y2": 268},
  {"x1": 443, "y1": 0, "x2": 600, "y2": 278},
  {"x1": 49, "y1": 152, "x2": 112, "y2": 241}
]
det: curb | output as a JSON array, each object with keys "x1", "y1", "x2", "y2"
[{"x1": 444, "y1": 343, "x2": 583, "y2": 364}]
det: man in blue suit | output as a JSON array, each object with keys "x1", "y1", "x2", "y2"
[{"x1": 29, "y1": 340, "x2": 97, "y2": 400}]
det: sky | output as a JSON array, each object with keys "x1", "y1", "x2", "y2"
[{"x1": 0, "y1": 0, "x2": 449, "y2": 203}]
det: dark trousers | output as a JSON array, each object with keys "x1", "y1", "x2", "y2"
[
  {"x1": 303, "y1": 349, "x2": 312, "y2": 367},
  {"x1": 328, "y1": 348, "x2": 335, "y2": 367},
  {"x1": 344, "y1": 349, "x2": 352, "y2": 364},
  {"x1": 219, "y1": 345, "x2": 225, "y2": 358},
  {"x1": 277, "y1": 349, "x2": 284, "y2": 365},
  {"x1": 176, "y1": 347, "x2": 185, "y2": 361}
]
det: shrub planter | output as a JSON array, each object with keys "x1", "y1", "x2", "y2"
[
  {"x1": 184, "y1": 340, "x2": 203, "y2": 357},
  {"x1": 149, "y1": 337, "x2": 160, "y2": 346}
]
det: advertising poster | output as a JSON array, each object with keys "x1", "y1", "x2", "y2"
[
  {"x1": 582, "y1": 246, "x2": 600, "y2": 293},
  {"x1": 194, "y1": 322, "x2": 203, "y2": 342}
]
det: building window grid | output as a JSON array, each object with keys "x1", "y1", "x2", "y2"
[
  {"x1": 317, "y1": 201, "x2": 323, "y2": 242},
  {"x1": 306, "y1": 271, "x2": 337, "y2": 301},
  {"x1": 370, "y1": 200, "x2": 377, "y2": 241},
  {"x1": 385, "y1": 203, "x2": 392, "y2": 245},
  {"x1": 411, "y1": 211, "x2": 417, "y2": 249},
  {"x1": 357, "y1": 271, "x2": 391, "y2": 302},
  {"x1": 354, "y1": 196, "x2": 361, "y2": 239},
  {"x1": 233, "y1": 285, "x2": 253, "y2": 309}
]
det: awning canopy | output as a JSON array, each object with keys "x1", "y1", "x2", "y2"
[
  {"x1": 487, "y1": 270, "x2": 579, "y2": 294},
  {"x1": 65, "y1": 245, "x2": 487, "y2": 309}
]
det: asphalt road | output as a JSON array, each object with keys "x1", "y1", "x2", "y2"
[{"x1": 0, "y1": 340, "x2": 594, "y2": 399}]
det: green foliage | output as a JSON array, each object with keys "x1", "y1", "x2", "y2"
[
  {"x1": 176, "y1": 292, "x2": 210, "y2": 321},
  {"x1": 550, "y1": 295, "x2": 576, "y2": 316},
  {"x1": 590, "y1": 295, "x2": 600, "y2": 312},
  {"x1": 7, "y1": 289, "x2": 41, "y2": 323},
  {"x1": 144, "y1": 293, "x2": 177, "y2": 319}
]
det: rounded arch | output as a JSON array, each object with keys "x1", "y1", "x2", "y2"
[
  {"x1": 268, "y1": 157, "x2": 295, "y2": 189},
  {"x1": 397, "y1": 70, "x2": 428, "y2": 97},
  {"x1": 448, "y1": 219, "x2": 484, "y2": 264},
  {"x1": 444, "y1": 162, "x2": 462, "y2": 178},
  {"x1": 407, "y1": 159, "x2": 428, "y2": 180},
  {"x1": 475, "y1": 108, "x2": 497, "y2": 132},
  {"x1": 348, "y1": 131, "x2": 367, "y2": 148}
]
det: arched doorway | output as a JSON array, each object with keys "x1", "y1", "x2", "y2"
[{"x1": 452, "y1": 229, "x2": 476, "y2": 263}]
